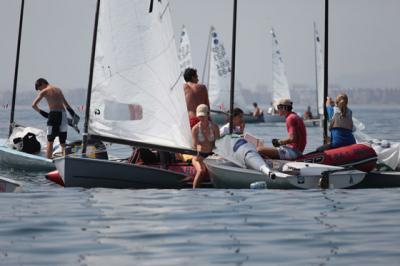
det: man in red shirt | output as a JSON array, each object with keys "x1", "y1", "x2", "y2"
[{"x1": 257, "y1": 98, "x2": 307, "y2": 160}]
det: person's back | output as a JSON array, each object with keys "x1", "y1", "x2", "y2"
[
  {"x1": 184, "y1": 82, "x2": 209, "y2": 118},
  {"x1": 42, "y1": 86, "x2": 66, "y2": 110}
]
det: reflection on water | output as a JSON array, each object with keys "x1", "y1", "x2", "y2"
[{"x1": 0, "y1": 106, "x2": 400, "y2": 265}]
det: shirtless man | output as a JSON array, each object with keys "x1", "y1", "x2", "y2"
[
  {"x1": 32, "y1": 78, "x2": 78, "y2": 158},
  {"x1": 183, "y1": 68, "x2": 210, "y2": 128}
]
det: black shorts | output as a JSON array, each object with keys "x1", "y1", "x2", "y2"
[{"x1": 47, "y1": 111, "x2": 68, "y2": 144}]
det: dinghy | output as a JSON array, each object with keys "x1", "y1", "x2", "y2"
[{"x1": 52, "y1": 0, "x2": 199, "y2": 189}]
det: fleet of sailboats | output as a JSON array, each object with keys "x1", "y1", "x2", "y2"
[{"x1": 2, "y1": 0, "x2": 400, "y2": 190}]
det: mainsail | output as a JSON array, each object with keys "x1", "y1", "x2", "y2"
[
  {"x1": 89, "y1": 0, "x2": 191, "y2": 150},
  {"x1": 208, "y1": 26, "x2": 246, "y2": 111},
  {"x1": 178, "y1": 25, "x2": 193, "y2": 72},
  {"x1": 314, "y1": 22, "x2": 324, "y2": 115},
  {"x1": 271, "y1": 28, "x2": 290, "y2": 102}
]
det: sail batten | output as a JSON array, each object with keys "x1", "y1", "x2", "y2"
[{"x1": 89, "y1": 0, "x2": 192, "y2": 150}]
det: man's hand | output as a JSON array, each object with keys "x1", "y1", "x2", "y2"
[{"x1": 272, "y1": 138, "x2": 281, "y2": 147}]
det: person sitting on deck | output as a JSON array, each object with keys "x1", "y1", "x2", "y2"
[
  {"x1": 257, "y1": 98, "x2": 307, "y2": 160},
  {"x1": 219, "y1": 108, "x2": 245, "y2": 137},
  {"x1": 191, "y1": 104, "x2": 220, "y2": 188},
  {"x1": 252, "y1": 102, "x2": 263, "y2": 117},
  {"x1": 317, "y1": 93, "x2": 356, "y2": 152},
  {"x1": 303, "y1": 105, "x2": 313, "y2": 119}
]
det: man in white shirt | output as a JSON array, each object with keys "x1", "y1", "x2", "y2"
[{"x1": 220, "y1": 108, "x2": 244, "y2": 137}]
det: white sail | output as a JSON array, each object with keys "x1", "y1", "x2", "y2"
[
  {"x1": 208, "y1": 26, "x2": 246, "y2": 111},
  {"x1": 271, "y1": 28, "x2": 290, "y2": 102},
  {"x1": 89, "y1": 0, "x2": 192, "y2": 150},
  {"x1": 314, "y1": 23, "x2": 324, "y2": 115},
  {"x1": 178, "y1": 25, "x2": 193, "y2": 72}
]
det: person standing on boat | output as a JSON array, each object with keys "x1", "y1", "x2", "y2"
[
  {"x1": 191, "y1": 104, "x2": 220, "y2": 188},
  {"x1": 32, "y1": 78, "x2": 79, "y2": 158},
  {"x1": 317, "y1": 93, "x2": 356, "y2": 151},
  {"x1": 219, "y1": 107, "x2": 244, "y2": 137},
  {"x1": 257, "y1": 98, "x2": 306, "y2": 160},
  {"x1": 183, "y1": 68, "x2": 210, "y2": 129},
  {"x1": 252, "y1": 102, "x2": 263, "y2": 117}
]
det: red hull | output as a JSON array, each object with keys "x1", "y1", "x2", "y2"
[{"x1": 298, "y1": 144, "x2": 377, "y2": 172}]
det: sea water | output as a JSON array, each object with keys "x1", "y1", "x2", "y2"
[{"x1": 1, "y1": 105, "x2": 400, "y2": 265}]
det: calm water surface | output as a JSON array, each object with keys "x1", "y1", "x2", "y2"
[{"x1": 1, "y1": 106, "x2": 400, "y2": 265}]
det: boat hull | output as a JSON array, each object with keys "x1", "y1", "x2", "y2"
[
  {"x1": 298, "y1": 144, "x2": 377, "y2": 172},
  {"x1": 53, "y1": 156, "x2": 191, "y2": 189},
  {"x1": 263, "y1": 114, "x2": 285, "y2": 123},
  {"x1": 0, "y1": 145, "x2": 55, "y2": 171},
  {"x1": 205, "y1": 157, "x2": 366, "y2": 189},
  {"x1": 0, "y1": 176, "x2": 21, "y2": 192}
]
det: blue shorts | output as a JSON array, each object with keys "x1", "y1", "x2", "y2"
[{"x1": 277, "y1": 146, "x2": 302, "y2": 160}]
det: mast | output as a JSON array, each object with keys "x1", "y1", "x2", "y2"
[
  {"x1": 82, "y1": 0, "x2": 101, "y2": 154},
  {"x1": 229, "y1": 0, "x2": 238, "y2": 134},
  {"x1": 201, "y1": 26, "x2": 212, "y2": 85},
  {"x1": 9, "y1": 0, "x2": 25, "y2": 137},
  {"x1": 323, "y1": 0, "x2": 329, "y2": 143},
  {"x1": 313, "y1": 22, "x2": 319, "y2": 118}
]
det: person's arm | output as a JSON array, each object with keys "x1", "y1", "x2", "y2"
[
  {"x1": 239, "y1": 122, "x2": 245, "y2": 134},
  {"x1": 203, "y1": 85, "x2": 210, "y2": 110},
  {"x1": 191, "y1": 126, "x2": 198, "y2": 150},
  {"x1": 32, "y1": 90, "x2": 49, "y2": 118}
]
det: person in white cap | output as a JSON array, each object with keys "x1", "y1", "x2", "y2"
[
  {"x1": 191, "y1": 104, "x2": 220, "y2": 188},
  {"x1": 257, "y1": 98, "x2": 307, "y2": 160}
]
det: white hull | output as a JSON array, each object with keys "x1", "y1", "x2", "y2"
[
  {"x1": 303, "y1": 118, "x2": 321, "y2": 127},
  {"x1": 0, "y1": 176, "x2": 21, "y2": 192},
  {"x1": 54, "y1": 156, "x2": 189, "y2": 189},
  {"x1": 205, "y1": 157, "x2": 366, "y2": 189},
  {"x1": 0, "y1": 145, "x2": 55, "y2": 172}
]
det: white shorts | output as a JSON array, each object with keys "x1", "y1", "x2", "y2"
[{"x1": 277, "y1": 146, "x2": 302, "y2": 160}]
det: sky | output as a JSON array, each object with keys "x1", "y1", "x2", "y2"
[{"x1": 0, "y1": 0, "x2": 399, "y2": 95}]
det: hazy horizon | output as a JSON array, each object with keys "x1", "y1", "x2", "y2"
[{"x1": 1, "y1": 0, "x2": 399, "y2": 95}]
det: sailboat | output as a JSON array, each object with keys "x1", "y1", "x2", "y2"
[
  {"x1": 205, "y1": 26, "x2": 263, "y2": 124},
  {"x1": 264, "y1": 28, "x2": 289, "y2": 123},
  {"x1": 0, "y1": 0, "x2": 82, "y2": 172},
  {"x1": 204, "y1": 0, "x2": 400, "y2": 189},
  {"x1": 178, "y1": 25, "x2": 193, "y2": 72},
  {"x1": 0, "y1": 0, "x2": 54, "y2": 171},
  {"x1": 301, "y1": 22, "x2": 324, "y2": 127},
  {"x1": 52, "y1": 0, "x2": 198, "y2": 189}
]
